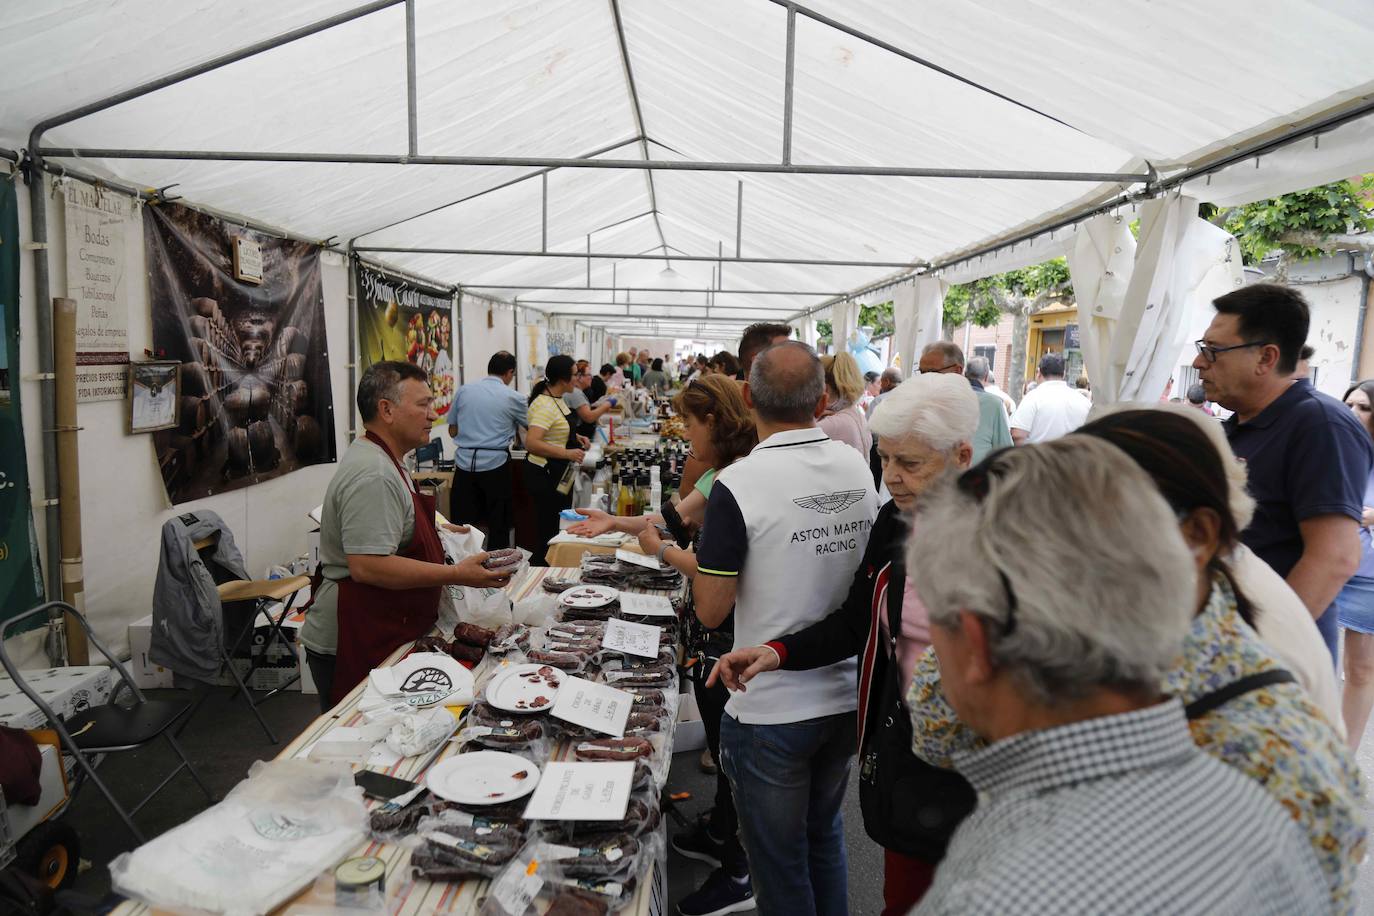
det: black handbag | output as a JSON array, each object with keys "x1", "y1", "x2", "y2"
[{"x1": 858, "y1": 563, "x2": 976, "y2": 862}]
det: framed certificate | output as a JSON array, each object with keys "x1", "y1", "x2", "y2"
[{"x1": 128, "y1": 360, "x2": 181, "y2": 433}]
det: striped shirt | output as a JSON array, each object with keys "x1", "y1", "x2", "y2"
[{"x1": 915, "y1": 700, "x2": 1326, "y2": 915}]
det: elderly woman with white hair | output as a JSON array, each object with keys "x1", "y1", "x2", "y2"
[
  {"x1": 908, "y1": 409, "x2": 1363, "y2": 912},
  {"x1": 907, "y1": 438, "x2": 1329, "y2": 914},
  {"x1": 710, "y1": 373, "x2": 982, "y2": 915}
]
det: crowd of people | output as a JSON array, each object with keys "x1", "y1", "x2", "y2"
[{"x1": 305, "y1": 283, "x2": 1374, "y2": 914}]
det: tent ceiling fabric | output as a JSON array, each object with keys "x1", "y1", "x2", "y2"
[{"x1": 4, "y1": 0, "x2": 1373, "y2": 326}]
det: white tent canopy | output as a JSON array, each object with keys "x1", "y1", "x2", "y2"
[{"x1": 4, "y1": 0, "x2": 1374, "y2": 339}]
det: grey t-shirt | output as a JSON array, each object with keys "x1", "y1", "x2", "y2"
[
  {"x1": 300, "y1": 437, "x2": 415, "y2": 655},
  {"x1": 564, "y1": 387, "x2": 590, "y2": 412}
]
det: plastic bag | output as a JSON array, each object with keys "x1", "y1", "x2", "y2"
[
  {"x1": 111, "y1": 760, "x2": 368, "y2": 916},
  {"x1": 385, "y1": 706, "x2": 458, "y2": 758},
  {"x1": 449, "y1": 585, "x2": 514, "y2": 634},
  {"x1": 512, "y1": 591, "x2": 559, "y2": 628},
  {"x1": 477, "y1": 840, "x2": 567, "y2": 916}
]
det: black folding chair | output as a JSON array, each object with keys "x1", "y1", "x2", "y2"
[{"x1": 0, "y1": 602, "x2": 215, "y2": 845}]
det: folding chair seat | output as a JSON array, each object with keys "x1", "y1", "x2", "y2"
[{"x1": 0, "y1": 602, "x2": 215, "y2": 846}]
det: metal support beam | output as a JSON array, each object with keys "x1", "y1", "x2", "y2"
[
  {"x1": 735, "y1": 180, "x2": 744, "y2": 257},
  {"x1": 355, "y1": 245, "x2": 918, "y2": 268},
  {"x1": 352, "y1": 135, "x2": 640, "y2": 242},
  {"x1": 541, "y1": 172, "x2": 548, "y2": 252},
  {"x1": 405, "y1": 0, "x2": 418, "y2": 156},
  {"x1": 782, "y1": 4, "x2": 797, "y2": 166},
  {"x1": 27, "y1": 0, "x2": 404, "y2": 153},
  {"x1": 608, "y1": 0, "x2": 672, "y2": 264},
  {"x1": 25, "y1": 167, "x2": 62, "y2": 604},
  {"x1": 36, "y1": 148, "x2": 1149, "y2": 183},
  {"x1": 767, "y1": 0, "x2": 1077, "y2": 132},
  {"x1": 460, "y1": 285, "x2": 846, "y2": 295},
  {"x1": 508, "y1": 300, "x2": 798, "y2": 312}
]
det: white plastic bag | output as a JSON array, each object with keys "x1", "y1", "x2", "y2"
[
  {"x1": 111, "y1": 759, "x2": 367, "y2": 916},
  {"x1": 385, "y1": 706, "x2": 458, "y2": 757}
]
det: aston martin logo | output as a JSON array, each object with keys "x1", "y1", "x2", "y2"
[{"x1": 794, "y1": 490, "x2": 867, "y2": 514}]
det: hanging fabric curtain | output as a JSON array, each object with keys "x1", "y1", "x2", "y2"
[
  {"x1": 891, "y1": 278, "x2": 948, "y2": 373},
  {"x1": 1066, "y1": 214, "x2": 1136, "y2": 402},
  {"x1": 1102, "y1": 195, "x2": 1243, "y2": 404},
  {"x1": 791, "y1": 315, "x2": 818, "y2": 349},
  {"x1": 830, "y1": 300, "x2": 859, "y2": 356}
]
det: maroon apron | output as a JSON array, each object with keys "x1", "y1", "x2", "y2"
[{"x1": 330, "y1": 431, "x2": 445, "y2": 704}]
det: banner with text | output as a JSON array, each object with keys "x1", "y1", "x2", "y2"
[
  {"x1": 62, "y1": 180, "x2": 130, "y2": 401},
  {"x1": 354, "y1": 262, "x2": 455, "y2": 424},
  {"x1": 145, "y1": 203, "x2": 336, "y2": 504},
  {"x1": 1, "y1": 175, "x2": 46, "y2": 624}
]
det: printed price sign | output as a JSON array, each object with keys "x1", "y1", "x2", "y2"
[
  {"x1": 602, "y1": 619, "x2": 662, "y2": 659},
  {"x1": 521, "y1": 761, "x2": 634, "y2": 821},
  {"x1": 550, "y1": 675, "x2": 632, "y2": 737},
  {"x1": 617, "y1": 593, "x2": 676, "y2": 618}
]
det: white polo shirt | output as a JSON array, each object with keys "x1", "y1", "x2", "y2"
[
  {"x1": 1008, "y1": 379, "x2": 1090, "y2": 443},
  {"x1": 697, "y1": 427, "x2": 877, "y2": 724}
]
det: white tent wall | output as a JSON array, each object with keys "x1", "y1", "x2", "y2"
[
  {"x1": 459, "y1": 293, "x2": 518, "y2": 392},
  {"x1": 1302, "y1": 275, "x2": 1366, "y2": 399},
  {"x1": 7, "y1": 176, "x2": 352, "y2": 666}
]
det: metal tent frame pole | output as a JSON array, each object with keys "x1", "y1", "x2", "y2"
[
  {"x1": 356, "y1": 246, "x2": 920, "y2": 269},
  {"x1": 35, "y1": 148, "x2": 1149, "y2": 183},
  {"x1": 461, "y1": 285, "x2": 848, "y2": 296}
]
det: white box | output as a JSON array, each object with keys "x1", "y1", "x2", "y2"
[
  {"x1": 5, "y1": 743, "x2": 68, "y2": 841},
  {"x1": 306, "y1": 528, "x2": 321, "y2": 570},
  {"x1": 128, "y1": 615, "x2": 176, "y2": 689},
  {"x1": 0, "y1": 665, "x2": 113, "y2": 730},
  {"x1": 673, "y1": 690, "x2": 706, "y2": 752}
]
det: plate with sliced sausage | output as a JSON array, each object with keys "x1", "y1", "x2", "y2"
[{"x1": 485, "y1": 662, "x2": 565, "y2": 713}]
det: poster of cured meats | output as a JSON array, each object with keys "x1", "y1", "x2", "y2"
[
  {"x1": 354, "y1": 261, "x2": 455, "y2": 424},
  {"x1": 144, "y1": 203, "x2": 336, "y2": 505}
]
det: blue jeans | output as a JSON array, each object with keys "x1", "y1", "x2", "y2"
[{"x1": 719, "y1": 712, "x2": 857, "y2": 916}]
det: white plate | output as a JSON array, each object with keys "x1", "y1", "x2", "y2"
[
  {"x1": 426, "y1": 751, "x2": 540, "y2": 805},
  {"x1": 485, "y1": 663, "x2": 565, "y2": 713},
  {"x1": 558, "y1": 584, "x2": 620, "y2": 609},
  {"x1": 372, "y1": 652, "x2": 474, "y2": 707}
]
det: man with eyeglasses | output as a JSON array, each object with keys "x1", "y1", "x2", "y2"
[
  {"x1": 1008, "y1": 352, "x2": 1090, "y2": 445},
  {"x1": 918, "y1": 342, "x2": 1011, "y2": 463},
  {"x1": 1194, "y1": 283, "x2": 1372, "y2": 664}
]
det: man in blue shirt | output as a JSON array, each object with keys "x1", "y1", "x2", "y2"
[
  {"x1": 446, "y1": 351, "x2": 528, "y2": 549},
  {"x1": 1194, "y1": 283, "x2": 1372, "y2": 663}
]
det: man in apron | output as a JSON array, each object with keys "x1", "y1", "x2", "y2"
[{"x1": 300, "y1": 360, "x2": 514, "y2": 709}]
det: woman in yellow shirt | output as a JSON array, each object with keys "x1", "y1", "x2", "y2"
[{"x1": 524, "y1": 354, "x2": 588, "y2": 564}]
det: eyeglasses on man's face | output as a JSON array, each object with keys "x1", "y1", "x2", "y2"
[{"x1": 1194, "y1": 339, "x2": 1269, "y2": 363}]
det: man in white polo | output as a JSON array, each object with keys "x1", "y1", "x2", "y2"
[
  {"x1": 1009, "y1": 352, "x2": 1090, "y2": 444},
  {"x1": 694, "y1": 340, "x2": 877, "y2": 916}
]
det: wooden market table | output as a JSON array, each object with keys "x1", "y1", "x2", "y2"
[{"x1": 111, "y1": 566, "x2": 681, "y2": 916}]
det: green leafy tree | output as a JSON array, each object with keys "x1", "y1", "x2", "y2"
[
  {"x1": 1204, "y1": 175, "x2": 1374, "y2": 281},
  {"x1": 941, "y1": 258, "x2": 1073, "y2": 397}
]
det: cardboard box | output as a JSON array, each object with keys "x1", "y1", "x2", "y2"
[
  {"x1": 0, "y1": 665, "x2": 113, "y2": 730},
  {"x1": 5, "y1": 743, "x2": 67, "y2": 841},
  {"x1": 673, "y1": 690, "x2": 706, "y2": 752},
  {"x1": 128, "y1": 615, "x2": 176, "y2": 689}
]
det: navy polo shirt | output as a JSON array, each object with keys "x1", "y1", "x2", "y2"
[{"x1": 1224, "y1": 379, "x2": 1373, "y2": 579}]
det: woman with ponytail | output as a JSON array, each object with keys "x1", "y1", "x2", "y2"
[{"x1": 523, "y1": 355, "x2": 587, "y2": 564}]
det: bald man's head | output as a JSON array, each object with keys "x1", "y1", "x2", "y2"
[{"x1": 749, "y1": 340, "x2": 824, "y2": 424}]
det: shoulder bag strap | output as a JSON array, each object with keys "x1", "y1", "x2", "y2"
[{"x1": 1184, "y1": 669, "x2": 1296, "y2": 720}]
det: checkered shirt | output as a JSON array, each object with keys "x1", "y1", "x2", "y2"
[{"x1": 914, "y1": 700, "x2": 1327, "y2": 915}]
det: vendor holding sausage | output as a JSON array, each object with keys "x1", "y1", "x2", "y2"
[{"x1": 300, "y1": 360, "x2": 512, "y2": 709}]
